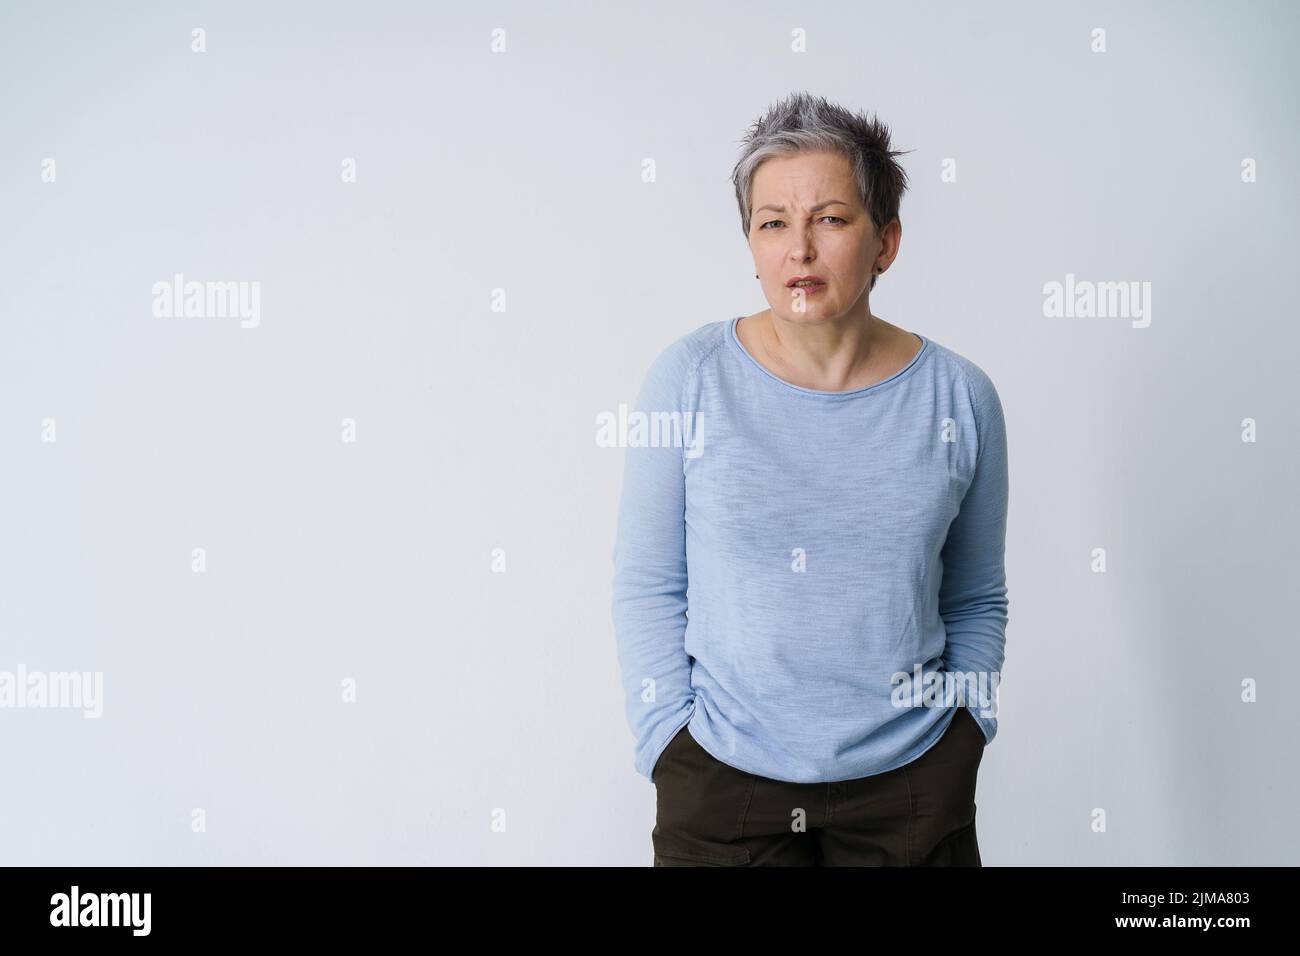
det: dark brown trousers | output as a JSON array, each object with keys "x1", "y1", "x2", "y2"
[{"x1": 652, "y1": 707, "x2": 986, "y2": 866}]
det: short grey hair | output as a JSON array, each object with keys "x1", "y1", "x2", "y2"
[{"x1": 731, "y1": 92, "x2": 911, "y2": 290}]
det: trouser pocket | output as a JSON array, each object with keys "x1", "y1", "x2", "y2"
[
  {"x1": 920, "y1": 818, "x2": 981, "y2": 866},
  {"x1": 652, "y1": 728, "x2": 756, "y2": 866}
]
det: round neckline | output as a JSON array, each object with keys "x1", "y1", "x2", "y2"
[{"x1": 727, "y1": 316, "x2": 931, "y2": 398}]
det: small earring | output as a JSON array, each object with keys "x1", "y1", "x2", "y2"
[{"x1": 755, "y1": 274, "x2": 759, "y2": 279}]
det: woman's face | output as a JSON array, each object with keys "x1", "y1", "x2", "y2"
[{"x1": 747, "y1": 149, "x2": 897, "y2": 323}]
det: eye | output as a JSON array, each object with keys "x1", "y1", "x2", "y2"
[{"x1": 759, "y1": 216, "x2": 844, "y2": 230}]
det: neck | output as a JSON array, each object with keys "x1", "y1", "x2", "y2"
[{"x1": 757, "y1": 308, "x2": 884, "y2": 391}]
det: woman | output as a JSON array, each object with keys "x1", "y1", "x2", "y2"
[{"x1": 611, "y1": 92, "x2": 1009, "y2": 866}]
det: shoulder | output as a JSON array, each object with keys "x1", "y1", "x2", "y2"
[
  {"x1": 647, "y1": 319, "x2": 729, "y2": 374},
  {"x1": 635, "y1": 320, "x2": 730, "y2": 400},
  {"x1": 923, "y1": 338, "x2": 1008, "y2": 470},
  {"x1": 922, "y1": 336, "x2": 1003, "y2": 418}
]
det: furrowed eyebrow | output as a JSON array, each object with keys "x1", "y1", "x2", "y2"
[{"x1": 754, "y1": 200, "x2": 850, "y2": 214}]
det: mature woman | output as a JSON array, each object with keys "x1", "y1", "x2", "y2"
[{"x1": 611, "y1": 92, "x2": 1009, "y2": 866}]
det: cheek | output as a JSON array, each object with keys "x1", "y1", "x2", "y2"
[{"x1": 837, "y1": 238, "x2": 875, "y2": 273}]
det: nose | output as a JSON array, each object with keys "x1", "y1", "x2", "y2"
[{"x1": 788, "y1": 226, "x2": 815, "y2": 262}]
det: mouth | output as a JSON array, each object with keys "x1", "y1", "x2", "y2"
[
  {"x1": 787, "y1": 280, "x2": 827, "y2": 295},
  {"x1": 786, "y1": 276, "x2": 827, "y2": 290}
]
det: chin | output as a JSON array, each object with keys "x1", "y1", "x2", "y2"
[{"x1": 775, "y1": 303, "x2": 838, "y2": 323}]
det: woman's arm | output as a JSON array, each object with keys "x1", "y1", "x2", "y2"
[
  {"x1": 611, "y1": 343, "x2": 697, "y2": 783},
  {"x1": 938, "y1": 368, "x2": 1010, "y2": 745}
]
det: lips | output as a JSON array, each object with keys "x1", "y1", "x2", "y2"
[{"x1": 786, "y1": 276, "x2": 827, "y2": 288}]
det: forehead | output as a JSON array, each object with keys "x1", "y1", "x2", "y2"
[{"x1": 751, "y1": 150, "x2": 857, "y2": 202}]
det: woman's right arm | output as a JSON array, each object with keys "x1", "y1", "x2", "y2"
[{"x1": 610, "y1": 342, "x2": 697, "y2": 783}]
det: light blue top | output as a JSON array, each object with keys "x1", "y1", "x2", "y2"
[{"x1": 611, "y1": 317, "x2": 1009, "y2": 784}]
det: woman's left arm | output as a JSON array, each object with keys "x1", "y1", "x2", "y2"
[{"x1": 937, "y1": 369, "x2": 1010, "y2": 745}]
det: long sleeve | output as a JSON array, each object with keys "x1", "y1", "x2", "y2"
[
  {"x1": 610, "y1": 343, "x2": 698, "y2": 782},
  {"x1": 937, "y1": 369, "x2": 1010, "y2": 745}
]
